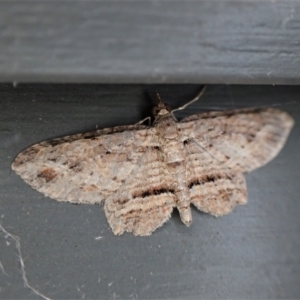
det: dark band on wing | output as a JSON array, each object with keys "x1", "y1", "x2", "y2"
[
  {"x1": 132, "y1": 188, "x2": 175, "y2": 199},
  {"x1": 188, "y1": 173, "x2": 232, "y2": 189}
]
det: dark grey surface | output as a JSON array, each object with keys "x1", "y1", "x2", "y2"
[
  {"x1": 0, "y1": 84, "x2": 300, "y2": 299},
  {"x1": 1, "y1": 1, "x2": 300, "y2": 84}
]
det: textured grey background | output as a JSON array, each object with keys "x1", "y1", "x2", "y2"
[
  {"x1": 0, "y1": 84, "x2": 299, "y2": 299},
  {"x1": 0, "y1": 1, "x2": 300, "y2": 84}
]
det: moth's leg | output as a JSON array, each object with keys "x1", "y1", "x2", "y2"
[
  {"x1": 135, "y1": 116, "x2": 151, "y2": 126},
  {"x1": 171, "y1": 85, "x2": 207, "y2": 113}
]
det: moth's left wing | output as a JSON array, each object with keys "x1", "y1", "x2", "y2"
[
  {"x1": 179, "y1": 108, "x2": 294, "y2": 173},
  {"x1": 12, "y1": 124, "x2": 155, "y2": 204}
]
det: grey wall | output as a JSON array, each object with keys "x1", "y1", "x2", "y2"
[{"x1": 1, "y1": 84, "x2": 299, "y2": 299}]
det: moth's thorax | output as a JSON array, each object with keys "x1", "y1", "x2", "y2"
[
  {"x1": 155, "y1": 114, "x2": 178, "y2": 140},
  {"x1": 155, "y1": 113, "x2": 186, "y2": 165}
]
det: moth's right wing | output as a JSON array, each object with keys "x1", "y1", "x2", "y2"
[
  {"x1": 178, "y1": 107, "x2": 293, "y2": 217},
  {"x1": 12, "y1": 125, "x2": 155, "y2": 204},
  {"x1": 179, "y1": 108, "x2": 294, "y2": 173}
]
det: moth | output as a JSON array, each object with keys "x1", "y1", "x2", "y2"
[{"x1": 12, "y1": 87, "x2": 294, "y2": 236}]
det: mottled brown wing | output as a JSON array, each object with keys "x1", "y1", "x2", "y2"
[
  {"x1": 180, "y1": 108, "x2": 293, "y2": 217},
  {"x1": 180, "y1": 108, "x2": 294, "y2": 173},
  {"x1": 12, "y1": 125, "x2": 155, "y2": 205},
  {"x1": 104, "y1": 146, "x2": 177, "y2": 236}
]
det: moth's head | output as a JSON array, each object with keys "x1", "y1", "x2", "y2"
[{"x1": 151, "y1": 92, "x2": 172, "y2": 116}]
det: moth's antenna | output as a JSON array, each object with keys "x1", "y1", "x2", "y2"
[
  {"x1": 172, "y1": 85, "x2": 207, "y2": 113},
  {"x1": 155, "y1": 91, "x2": 163, "y2": 105}
]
